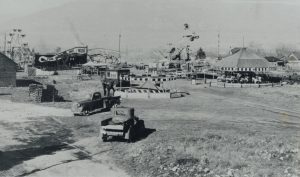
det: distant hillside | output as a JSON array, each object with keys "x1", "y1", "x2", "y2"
[
  {"x1": 3, "y1": 0, "x2": 300, "y2": 63},
  {"x1": 3, "y1": 0, "x2": 187, "y2": 55}
]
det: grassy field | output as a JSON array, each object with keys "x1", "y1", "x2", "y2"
[
  {"x1": 0, "y1": 75, "x2": 299, "y2": 177},
  {"x1": 106, "y1": 84, "x2": 300, "y2": 177}
]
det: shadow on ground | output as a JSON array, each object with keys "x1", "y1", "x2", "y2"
[
  {"x1": 73, "y1": 107, "x2": 112, "y2": 116},
  {"x1": 16, "y1": 79, "x2": 42, "y2": 87},
  {"x1": 105, "y1": 128, "x2": 156, "y2": 143},
  {"x1": 0, "y1": 119, "x2": 75, "y2": 171},
  {"x1": 0, "y1": 144, "x2": 73, "y2": 171}
]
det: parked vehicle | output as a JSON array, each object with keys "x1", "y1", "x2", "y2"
[
  {"x1": 226, "y1": 76, "x2": 238, "y2": 83},
  {"x1": 217, "y1": 75, "x2": 226, "y2": 82},
  {"x1": 252, "y1": 76, "x2": 262, "y2": 84},
  {"x1": 100, "y1": 107, "x2": 145, "y2": 142},
  {"x1": 176, "y1": 71, "x2": 187, "y2": 79},
  {"x1": 290, "y1": 73, "x2": 300, "y2": 83},
  {"x1": 71, "y1": 92, "x2": 120, "y2": 116},
  {"x1": 240, "y1": 77, "x2": 249, "y2": 84}
]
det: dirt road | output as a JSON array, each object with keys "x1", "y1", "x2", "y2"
[{"x1": 0, "y1": 99, "x2": 129, "y2": 177}]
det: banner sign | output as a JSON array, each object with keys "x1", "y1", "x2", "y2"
[{"x1": 34, "y1": 47, "x2": 87, "y2": 69}]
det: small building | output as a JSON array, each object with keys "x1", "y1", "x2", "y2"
[
  {"x1": 191, "y1": 61, "x2": 206, "y2": 72},
  {"x1": 285, "y1": 52, "x2": 300, "y2": 71},
  {"x1": 287, "y1": 52, "x2": 300, "y2": 62},
  {"x1": 106, "y1": 68, "x2": 130, "y2": 79},
  {"x1": 81, "y1": 61, "x2": 108, "y2": 77},
  {"x1": 0, "y1": 53, "x2": 16, "y2": 87},
  {"x1": 264, "y1": 56, "x2": 283, "y2": 70},
  {"x1": 157, "y1": 59, "x2": 170, "y2": 69},
  {"x1": 105, "y1": 68, "x2": 130, "y2": 87}
]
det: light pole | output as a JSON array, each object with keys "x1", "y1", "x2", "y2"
[{"x1": 204, "y1": 69, "x2": 206, "y2": 84}]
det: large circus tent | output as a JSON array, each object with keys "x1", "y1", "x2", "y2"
[{"x1": 215, "y1": 48, "x2": 271, "y2": 73}]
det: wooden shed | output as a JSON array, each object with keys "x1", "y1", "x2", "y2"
[{"x1": 0, "y1": 53, "x2": 16, "y2": 87}]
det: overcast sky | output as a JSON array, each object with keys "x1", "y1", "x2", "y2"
[
  {"x1": 1, "y1": 0, "x2": 300, "y2": 55},
  {"x1": 0, "y1": 0, "x2": 73, "y2": 22}
]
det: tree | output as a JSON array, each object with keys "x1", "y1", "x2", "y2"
[
  {"x1": 275, "y1": 45, "x2": 294, "y2": 58},
  {"x1": 248, "y1": 41, "x2": 267, "y2": 57},
  {"x1": 55, "y1": 47, "x2": 62, "y2": 53},
  {"x1": 196, "y1": 48, "x2": 206, "y2": 59}
]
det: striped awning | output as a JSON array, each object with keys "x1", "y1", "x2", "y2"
[{"x1": 120, "y1": 75, "x2": 176, "y2": 82}]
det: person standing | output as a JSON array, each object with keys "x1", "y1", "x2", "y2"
[{"x1": 102, "y1": 79, "x2": 107, "y2": 96}]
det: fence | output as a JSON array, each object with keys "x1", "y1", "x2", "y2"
[{"x1": 210, "y1": 82, "x2": 282, "y2": 88}]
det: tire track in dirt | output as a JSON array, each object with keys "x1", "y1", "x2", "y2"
[
  {"x1": 195, "y1": 89, "x2": 300, "y2": 119},
  {"x1": 18, "y1": 147, "x2": 113, "y2": 177},
  {"x1": 1, "y1": 115, "x2": 118, "y2": 177},
  {"x1": 227, "y1": 98, "x2": 300, "y2": 119},
  {"x1": 192, "y1": 90, "x2": 300, "y2": 128}
]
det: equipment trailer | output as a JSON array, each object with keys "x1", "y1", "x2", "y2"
[{"x1": 100, "y1": 107, "x2": 145, "y2": 142}]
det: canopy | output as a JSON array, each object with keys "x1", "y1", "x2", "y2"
[{"x1": 215, "y1": 48, "x2": 270, "y2": 68}]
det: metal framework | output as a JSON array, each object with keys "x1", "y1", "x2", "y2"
[
  {"x1": 5, "y1": 29, "x2": 31, "y2": 68},
  {"x1": 88, "y1": 48, "x2": 121, "y2": 64}
]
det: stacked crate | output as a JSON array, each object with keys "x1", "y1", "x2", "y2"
[{"x1": 29, "y1": 84, "x2": 43, "y2": 103}]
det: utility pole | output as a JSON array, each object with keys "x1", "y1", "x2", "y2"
[
  {"x1": 118, "y1": 34, "x2": 121, "y2": 63},
  {"x1": 243, "y1": 36, "x2": 245, "y2": 48},
  {"x1": 217, "y1": 32, "x2": 220, "y2": 59}
]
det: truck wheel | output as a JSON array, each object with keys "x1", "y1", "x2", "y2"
[
  {"x1": 84, "y1": 109, "x2": 90, "y2": 116},
  {"x1": 103, "y1": 101, "x2": 106, "y2": 109},
  {"x1": 137, "y1": 120, "x2": 145, "y2": 137},
  {"x1": 127, "y1": 127, "x2": 135, "y2": 143}
]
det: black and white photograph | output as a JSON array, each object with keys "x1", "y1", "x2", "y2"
[{"x1": 0, "y1": 0, "x2": 300, "y2": 176}]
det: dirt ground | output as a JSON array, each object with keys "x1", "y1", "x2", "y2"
[{"x1": 0, "y1": 75, "x2": 300, "y2": 177}]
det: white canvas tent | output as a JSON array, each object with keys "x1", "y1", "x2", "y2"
[{"x1": 215, "y1": 48, "x2": 270, "y2": 73}]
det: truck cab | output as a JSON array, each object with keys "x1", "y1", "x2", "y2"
[
  {"x1": 71, "y1": 92, "x2": 120, "y2": 116},
  {"x1": 91, "y1": 92, "x2": 102, "y2": 100}
]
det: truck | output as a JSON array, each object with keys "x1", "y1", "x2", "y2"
[
  {"x1": 71, "y1": 92, "x2": 121, "y2": 116},
  {"x1": 100, "y1": 107, "x2": 145, "y2": 142}
]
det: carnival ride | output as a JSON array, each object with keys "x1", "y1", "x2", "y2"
[
  {"x1": 34, "y1": 46, "x2": 88, "y2": 70},
  {"x1": 87, "y1": 48, "x2": 121, "y2": 64},
  {"x1": 4, "y1": 29, "x2": 32, "y2": 69}
]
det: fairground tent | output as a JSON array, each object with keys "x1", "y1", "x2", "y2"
[{"x1": 215, "y1": 48, "x2": 270, "y2": 73}]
